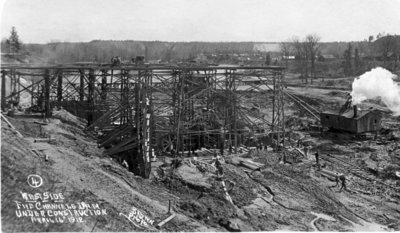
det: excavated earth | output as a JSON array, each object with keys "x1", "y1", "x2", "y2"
[{"x1": 2, "y1": 79, "x2": 400, "y2": 232}]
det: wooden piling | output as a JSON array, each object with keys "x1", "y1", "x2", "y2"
[
  {"x1": 44, "y1": 69, "x2": 51, "y2": 117},
  {"x1": 1, "y1": 70, "x2": 6, "y2": 111}
]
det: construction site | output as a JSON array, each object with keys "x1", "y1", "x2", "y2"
[{"x1": 1, "y1": 59, "x2": 400, "y2": 232}]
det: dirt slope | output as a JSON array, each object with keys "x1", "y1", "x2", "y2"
[
  {"x1": 1, "y1": 110, "x2": 399, "y2": 232},
  {"x1": 1, "y1": 113, "x2": 215, "y2": 232}
]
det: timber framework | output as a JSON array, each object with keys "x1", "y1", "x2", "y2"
[{"x1": 1, "y1": 64, "x2": 285, "y2": 178}]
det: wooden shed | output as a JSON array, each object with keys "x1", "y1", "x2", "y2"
[{"x1": 320, "y1": 106, "x2": 382, "y2": 134}]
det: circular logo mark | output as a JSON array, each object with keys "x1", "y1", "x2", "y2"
[{"x1": 27, "y1": 174, "x2": 43, "y2": 188}]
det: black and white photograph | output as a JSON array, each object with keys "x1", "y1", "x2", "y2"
[{"x1": 1, "y1": 0, "x2": 400, "y2": 232}]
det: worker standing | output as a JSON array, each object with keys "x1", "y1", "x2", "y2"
[
  {"x1": 333, "y1": 173, "x2": 340, "y2": 188},
  {"x1": 215, "y1": 155, "x2": 224, "y2": 177},
  {"x1": 334, "y1": 172, "x2": 344, "y2": 186},
  {"x1": 339, "y1": 175, "x2": 347, "y2": 192},
  {"x1": 297, "y1": 138, "x2": 302, "y2": 148},
  {"x1": 282, "y1": 152, "x2": 287, "y2": 164},
  {"x1": 314, "y1": 152, "x2": 320, "y2": 170}
]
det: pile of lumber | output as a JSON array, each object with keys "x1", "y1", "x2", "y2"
[
  {"x1": 232, "y1": 145, "x2": 256, "y2": 153},
  {"x1": 193, "y1": 145, "x2": 256, "y2": 157},
  {"x1": 194, "y1": 148, "x2": 218, "y2": 156},
  {"x1": 227, "y1": 157, "x2": 264, "y2": 171},
  {"x1": 189, "y1": 157, "x2": 217, "y2": 173}
]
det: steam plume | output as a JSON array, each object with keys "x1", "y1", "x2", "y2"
[{"x1": 351, "y1": 67, "x2": 400, "y2": 116}]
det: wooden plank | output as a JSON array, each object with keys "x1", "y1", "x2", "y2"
[
  {"x1": 156, "y1": 213, "x2": 176, "y2": 229},
  {"x1": 0, "y1": 64, "x2": 285, "y2": 71},
  {"x1": 1, "y1": 70, "x2": 6, "y2": 111},
  {"x1": 1, "y1": 113, "x2": 23, "y2": 138}
]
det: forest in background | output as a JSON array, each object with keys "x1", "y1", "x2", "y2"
[
  {"x1": 2, "y1": 40, "x2": 259, "y2": 63},
  {"x1": 0, "y1": 39, "x2": 388, "y2": 63},
  {"x1": 1, "y1": 30, "x2": 399, "y2": 80}
]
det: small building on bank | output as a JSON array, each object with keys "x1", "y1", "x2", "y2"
[
  {"x1": 320, "y1": 106, "x2": 382, "y2": 134},
  {"x1": 318, "y1": 54, "x2": 336, "y2": 61}
]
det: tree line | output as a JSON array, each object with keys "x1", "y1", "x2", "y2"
[
  {"x1": 280, "y1": 33, "x2": 400, "y2": 80},
  {"x1": 280, "y1": 34, "x2": 322, "y2": 83},
  {"x1": 2, "y1": 36, "x2": 258, "y2": 64},
  {"x1": 2, "y1": 27, "x2": 399, "y2": 76}
]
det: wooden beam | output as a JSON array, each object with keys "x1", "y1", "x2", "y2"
[
  {"x1": 79, "y1": 69, "x2": 85, "y2": 102},
  {"x1": 0, "y1": 64, "x2": 285, "y2": 71},
  {"x1": 1, "y1": 70, "x2": 6, "y2": 111},
  {"x1": 44, "y1": 69, "x2": 51, "y2": 117},
  {"x1": 87, "y1": 69, "x2": 95, "y2": 126},
  {"x1": 1, "y1": 113, "x2": 23, "y2": 138},
  {"x1": 57, "y1": 70, "x2": 63, "y2": 102},
  {"x1": 156, "y1": 213, "x2": 176, "y2": 229}
]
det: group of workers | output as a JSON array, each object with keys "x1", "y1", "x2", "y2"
[
  {"x1": 196, "y1": 152, "x2": 234, "y2": 203},
  {"x1": 335, "y1": 173, "x2": 347, "y2": 192},
  {"x1": 296, "y1": 138, "x2": 347, "y2": 192},
  {"x1": 207, "y1": 143, "x2": 348, "y2": 194},
  {"x1": 111, "y1": 56, "x2": 122, "y2": 66},
  {"x1": 314, "y1": 152, "x2": 347, "y2": 192},
  {"x1": 110, "y1": 56, "x2": 145, "y2": 67}
]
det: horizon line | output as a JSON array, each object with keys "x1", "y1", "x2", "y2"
[{"x1": 20, "y1": 38, "x2": 389, "y2": 45}]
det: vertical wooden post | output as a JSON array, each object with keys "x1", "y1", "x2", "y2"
[
  {"x1": 230, "y1": 70, "x2": 237, "y2": 154},
  {"x1": 234, "y1": 95, "x2": 238, "y2": 154},
  {"x1": 272, "y1": 75, "x2": 276, "y2": 132},
  {"x1": 1, "y1": 70, "x2": 6, "y2": 111},
  {"x1": 276, "y1": 74, "x2": 281, "y2": 148},
  {"x1": 57, "y1": 70, "x2": 63, "y2": 103},
  {"x1": 17, "y1": 73, "x2": 20, "y2": 103},
  {"x1": 12, "y1": 70, "x2": 16, "y2": 102},
  {"x1": 134, "y1": 70, "x2": 141, "y2": 175},
  {"x1": 272, "y1": 74, "x2": 276, "y2": 150},
  {"x1": 101, "y1": 70, "x2": 107, "y2": 102},
  {"x1": 79, "y1": 69, "x2": 85, "y2": 102},
  {"x1": 281, "y1": 71, "x2": 285, "y2": 147},
  {"x1": 87, "y1": 69, "x2": 95, "y2": 126},
  {"x1": 143, "y1": 71, "x2": 151, "y2": 178},
  {"x1": 44, "y1": 69, "x2": 51, "y2": 117},
  {"x1": 31, "y1": 84, "x2": 34, "y2": 107},
  {"x1": 9, "y1": 69, "x2": 14, "y2": 104},
  {"x1": 9, "y1": 70, "x2": 13, "y2": 102},
  {"x1": 175, "y1": 71, "x2": 185, "y2": 157},
  {"x1": 121, "y1": 70, "x2": 128, "y2": 125}
]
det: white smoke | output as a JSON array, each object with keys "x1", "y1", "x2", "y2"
[{"x1": 351, "y1": 67, "x2": 400, "y2": 116}]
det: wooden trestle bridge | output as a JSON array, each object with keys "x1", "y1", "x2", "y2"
[{"x1": 1, "y1": 64, "x2": 285, "y2": 178}]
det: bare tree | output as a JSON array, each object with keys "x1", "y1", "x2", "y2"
[
  {"x1": 279, "y1": 41, "x2": 292, "y2": 69},
  {"x1": 291, "y1": 37, "x2": 307, "y2": 83},
  {"x1": 302, "y1": 41, "x2": 310, "y2": 83},
  {"x1": 265, "y1": 52, "x2": 271, "y2": 66},
  {"x1": 343, "y1": 43, "x2": 352, "y2": 76},
  {"x1": 354, "y1": 47, "x2": 361, "y2": 74},
  {"x1": 305, "y1": 34, "x2": 321, "y2": 82}
]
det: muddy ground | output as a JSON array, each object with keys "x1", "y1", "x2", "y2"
[{"x1": 2, "y1": 78, "x2": 400, "y2": 232}]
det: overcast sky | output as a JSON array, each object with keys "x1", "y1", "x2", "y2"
[{"x1": 1, "y1": 0, "x2": 399, "y2": 44}]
